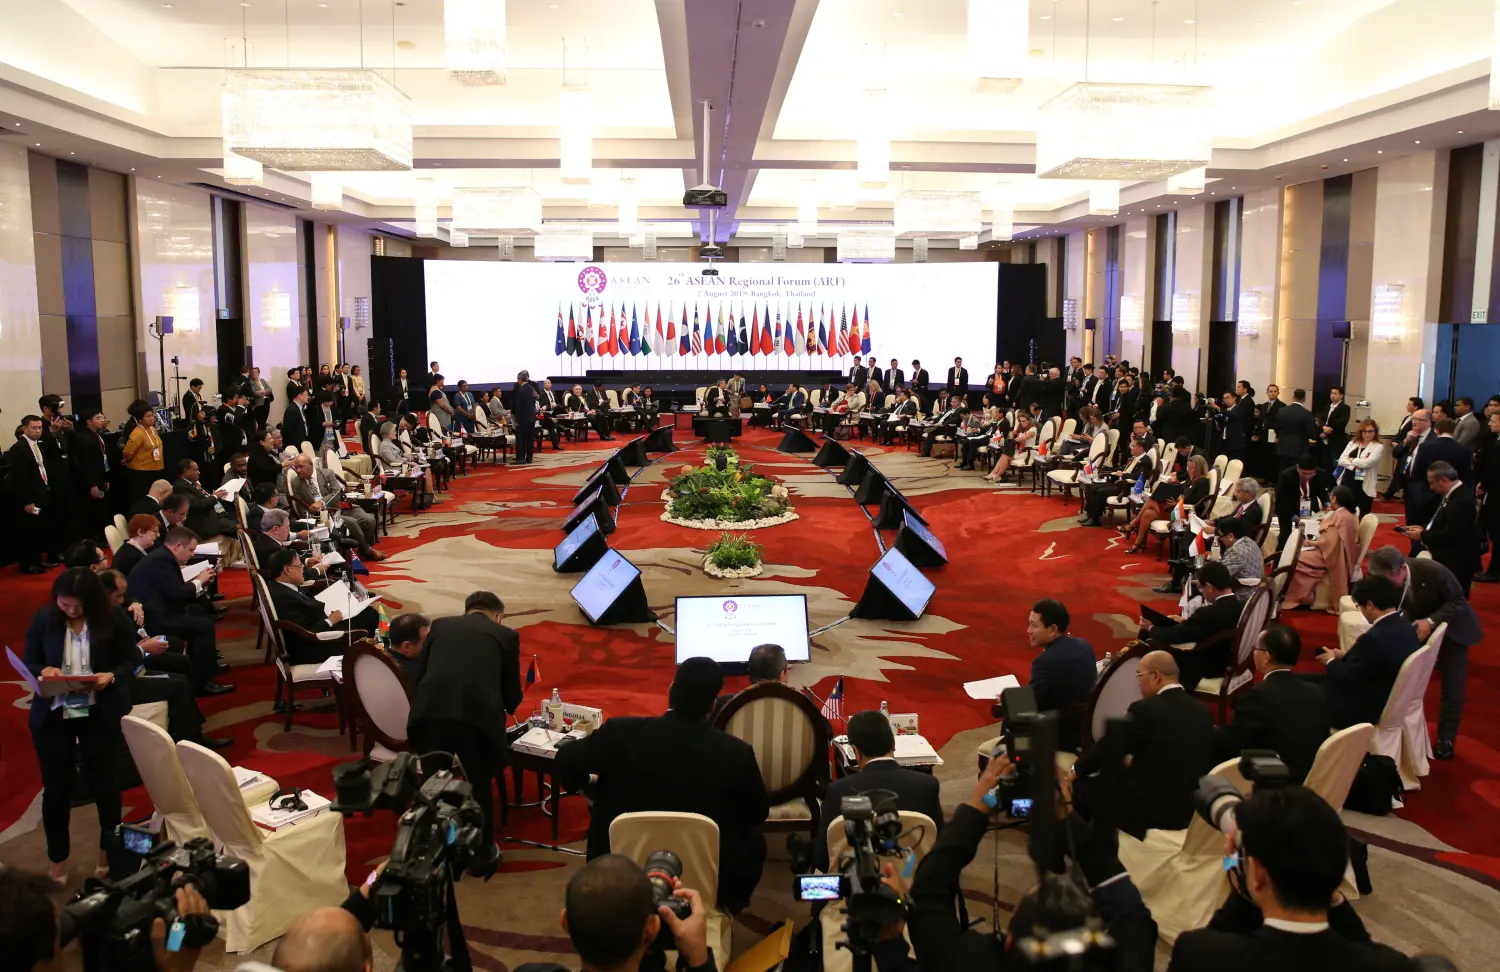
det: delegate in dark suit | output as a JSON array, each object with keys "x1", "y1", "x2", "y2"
[
  {"x1": 407, "y1": 611, "x2": 523, "y2": 847},
  {"x1": 1147, "y1": 593, "x2": 1245, "y2": 692},
  {"x1": 1169, "y1": 893, "x2": 1413, "y2": 972},
  {"x1": 1073, "y1": 686, "x2": 1215, "y2": 838},
  {"x1": 1324, "y1": 613, "x2": 1420, "y2": 728},
  {"x1": 8, "y1": 433, "x2": 59, "y2": 570},
  {"x1": 124, "y1": 545, "x2": 217, "y2": 688},
  {"x1": 1030, "y1": 635, "x2": 1098, "y2": 753},
  {"x1": 1274, "y1": 465, "x2": 1333, "y2": 550},
  {"x1": 1213, "y1": 670, "x2": 1330, "y2": 783},
  {"x1": 1392, "y1": 555, "x2": 1482, "y2": 745},
  {"x1": 281, "y1": 400, "x2": 312, "y2": 450},
  {"x1": 1321, "y1": 400, "x2": 1351, "y2": 469},
  {"x1": 1408, "y1": 436, "x2": 1473, "y2": 537},
  {"x1": 1420, "y1": 481, "x2": 1480, "y2": 589},
  {"x1": 513, "y1": 380, "x2": 538, "y2": 463},
  {"x1": 265, "y1": 581, "x2": 358, "y2": 664},
  {"x1": 1272, "y1": 402, "x2": 1319, "y2": 468},
  {"x1": 945, "y1": 365, "x2": 968, "y2": 393},
  {"x1": 813, "y1": 758, "x2": 942, "y2": 872},
  {"x1": 555, "y1": 711, "x2": 769, "y2": 913},
  {"x1": 1038, "y1": 375, "x2": 1067, "y2": 421},
  {"x1": 72, "y1": 426, "x2": 113, "y2": 533}
]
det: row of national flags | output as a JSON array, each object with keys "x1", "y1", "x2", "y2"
[{"x1": 554, "y1": 301, "x2": 874, "y2": 358}]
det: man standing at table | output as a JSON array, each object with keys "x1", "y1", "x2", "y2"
[
  {"x1": 512, "y1": 370, "x2": 537, "y2": 465},
  {"x1": 946, "y1": 356, "x2": 969, "y2": 395}
]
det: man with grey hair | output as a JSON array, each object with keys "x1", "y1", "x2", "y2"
[
  {"x1": 376, "y1": 421, "x2": 405, "y2": 467},
  {"x1": 289, "y1": 454, "x2": 385, "y2": 562},
  {"x1": 1401, "y1": 460, "x2": 1480, "y2": 594},
  {"x1": 1362, "y1": 545, "x2": 1482, "y2": 759},
  {"x1": 711, "y1": 643, "x2": 789, "y2": 720},
  {"x1": 1207, "y1": 477, "x2": 1264, "y2": 537},
  {"x1": 253, "y1": 506, "x2": 326, "y2": 579}
]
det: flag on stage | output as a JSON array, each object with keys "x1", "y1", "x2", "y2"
[
  {"x1": 567, "y1": 305, "x2": 580, "y2": 355},
  {"x1": 749, "y1": 306, "x2": 760, "y2": 357},
  {"x1": 761, "y1": 305, "x2": 773, "y2": 355},
  {"x1": 738, "y1": 306, "x2": 748, "y2": 355},
  {"x1": 600, "y1": 304, "x2": 614, "y2": 355},
  {"x1": 629, "y1": 305, "x2": 641, "y2": 355},
  {"x1": 554, "y1": 305, "x2": 565, "y2": 355},
  {"x1": 682, "y1": 305, "x2": 692, "y2": 355},
  {"x1": 772, "y1": 310, "x2": 781, "y2": 357},
  {"x1": 526, "y1": 655, "x2": 540, "y2": 687},
  {"x1": 654, "y1": 304, "x2": 665, "y2": 355},
  {"x1": 665, "y1": 305, "x2": 676, "y2": 357},
  {"x1": 703, "y1": 308, "x2": 714, "y2": 356},
  {"x1": 726, "y1": 306, "x2": 739, "y2": 356},
  {"x1": 715, "y1": 304, "x2": 726, "y2": 354},
  {"x1": 638, "y1": 304, "x2": 651, "y2": 354},
  {"x1": 583, "y1": 305, "x2": 596, "y2": 356},
  {"x1": 817, "y1": 304, "x2": 828, "y2": 354},
  {"x1": 781, "y1": 307, "x2": 794, "y2": 355},
  {"x1": 799, "y1": 305, "x2": 810, "y2": 354},
  {"x1": 692, "y1": 305, "x2": 703, "y2": 354},
  {"x1": 861, "y1": 304, "x2": 872, "y2": 355},
  {"x1": 838, "y1": 305, "x2": 850, "y2": 357}
]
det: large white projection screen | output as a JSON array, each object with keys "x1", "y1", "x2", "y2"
[{"x1": 423, "y1": 261, "x2": 1000, "y2": 383}]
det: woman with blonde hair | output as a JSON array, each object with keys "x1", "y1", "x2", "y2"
[
  {"x1": 1121, "y1": 454, "x2": 1212, "y2": 553},
  {"x1": 1335, "y1": 419, "x2": 1383, "y2": 519}
]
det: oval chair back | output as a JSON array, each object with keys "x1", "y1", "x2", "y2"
[
  {"x1": 345, "y1": 638, "x2": 412, "y2": 760},
  {"x1": 715, "y1": 681, "x2": 831, "y2": 833},
  {"x1": 1083, "y1": 642, "x2": 1151, "y2": 747}
]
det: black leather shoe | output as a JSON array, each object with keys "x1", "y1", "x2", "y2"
[
  {"x1": 1434, "y1": 739, "x2": 1455, "y2": 760},
  {"x1": 210, "y1": 593, "x2": 226, "y2": 602},
  {"x1": 199, "y1": 735, "x2": 234, "y2": 750},
  {"x1": 1153, "y1": 582, "x2": 1183, "y2": 595},
  {"x1": 20, "y1": 565, "x2": 46, "y2": 575},
  {"x1": 1474, "y1": 573, "x2": 1500, "y2": 584},
  {"x1": 196, "y1": 681, "x2": 236, "y2": 697}
]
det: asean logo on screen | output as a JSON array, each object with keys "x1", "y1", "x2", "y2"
[{"x1": 721, "y1": 599, "x2": 738, "y2": 615}]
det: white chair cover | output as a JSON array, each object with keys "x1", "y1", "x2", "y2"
[
  {"x1": 1211, "y1": 454, "x2": 1229, "y2": 479},
  {"x1": 113, "y1": 513, "x2": 129, "y2": 537},
  {"x1": 1371, "y1": 625, "x2": 1445, "y2": 790},
  {"x1": 820, "y1": 812, "x2": 940, "y2": 972},
  {"x1": 426, "y1": 411, "x2": 441, "y2": 434},
  {"x1": 610, "y1": 812, "x2": 732, "y2": 967},
  {"x1": 121, "y1": 716, "x2": 278, "y2": 844},
  {"x1": 176, "y1": 740, "x2": 349, "y2": 953},
  {"x1": 1306, "y1": 723, "x2": 1375, "y2": 810},
  {"x1": 1350, "y1": 513, "x2": 1381, "y2": 581},
  {"x1": 105, "y1": 524, "x2": 125, "y2": 554}
]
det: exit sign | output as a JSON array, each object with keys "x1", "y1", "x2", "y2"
[{"x1": 1472, "y1": 308, "x2": 1488, "y2": 323}]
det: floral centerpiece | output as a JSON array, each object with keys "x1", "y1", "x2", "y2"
[
  {"x1": 660, "y1": 449, "x2": 798, "y2": 530},
  {"x1": 702, "y1": 532, "x2": 764, "y2": 579}
]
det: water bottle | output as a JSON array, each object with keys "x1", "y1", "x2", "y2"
[
  {"x1": 879, "y1": 700, "x2": 890, "y2": 720},
  {"x1": 547, "y1": 687, "x2": 564, "y2": 731},
  {"x1": 1100, "y1": 651, "x2": 1113, "y2": 674}
]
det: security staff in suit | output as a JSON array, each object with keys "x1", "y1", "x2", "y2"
[
  {"x1": 1140, "y1": 562, "x2": 1245, "y2": 691},
  {"x1": 1026, "y1": 600, "x2": 1098, "y2": 753},
  {"x1": 945, "y1": 357, "x2": 968, "y2": 395},
  {"x1": 1400, "y1": 460, "x2": 1480, "y2": 593},
  {"x1": 813, "y1": 709, "x2": 942, "y2": 872},
  {"x1": 285, "y1": 367, "x2": 305, "y2": 406},
  {"x1": 1168, "y1": 786, "x2": 1413, "y2": 972},
  {"x1": 886, "y1": 358, "x2": 905, "y2": 393},
  {"x1": 864, "y1": 356, "x2": 883, "y2": 392},
  {"x1": 181, "y1": 378, "x2": 205, "y2": 424},
  {"x1": 1404, "y1": 418, "x2": 1473, "y2": 552},
  {"x1": 910, "y1": 360, "x2": 930, "y2": 409},
  {"x1": 1213, "y1": 624, "x2": 1331, "y2": 783},
  {"x1": 72, "y1": 409, "x2": 114, "y2": 536},
  {"x1": 24, "y1": 568, "x2": 141, "y2": 880},
  {"x1": 281, "y1": 387, "x2": 314, "y2": 452},
  {"x1": 849, "y1": 360, "x2": 869, "y2": 391},
  {"x1": 702, "y1": 378, "x2": 730, "y2": 418},
  {"x1": 1275, "y1": 457, "x2": 1334, "y2": 551},
  {"x1": 555, "y1": 657, "x2": 769, "y2": 913},
  {"x1": 1069, "y1": 650, "x2": 1215, "y2": 839},
  {"x1": 1320, "y1": 385, "x2": 1351, "y2": 470},
  {"x1": 1153, "y1": 388, "x2": 1197, "y2": 446},
  {"x1": 1272, "y1": 388, "x2": 1319, "y2": 472},
  {"x1": 1081, "y1": 366, "x2": 1114, "y2": 416},
  {"x1": 213, "y1": 390, "x2": 249, "y2": 463},
  {"x1": 408, "y1": 591, "x2": 523, "y2": 859},
  {"x1": 513, "y1": 371, "x2": 539, "y2": 462},
  {"x1": 1038, "y1": 367, "x2": 1068, "y2": 420},
  {"x1": 9, "y1": 415, "x2": 61, "y2": 573},
  {"x1": 1315, "y1": 575, "x2": 1420, "y2": 728}
]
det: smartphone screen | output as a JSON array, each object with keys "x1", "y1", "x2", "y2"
[{"x1": 794, "y1": 874, "x2": 843, "y2": 901}]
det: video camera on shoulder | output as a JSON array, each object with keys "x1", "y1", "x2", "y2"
[
  {"x1": 792, "y1": 791, "x2": 908, "y2": 960},
  {"x1": 62, "y1": 835, "x2": 249, "y2": 972}
]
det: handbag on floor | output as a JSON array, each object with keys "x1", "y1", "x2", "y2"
[{"x1": 1344, "y1": 753, "x2": 1403, "y2": 815}]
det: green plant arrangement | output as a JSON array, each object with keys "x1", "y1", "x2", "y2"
[
  {"x1": 705, "y1": 444, "x2": 740, "y2": 468},
  {"x1": 660, "y1": 456, "x2": 798, "y2": 530},
  {"x1": 702, "y1": 532, "x2": 764, "y2": 579}
]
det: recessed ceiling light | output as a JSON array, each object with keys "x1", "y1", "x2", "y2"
[
  {"x1": 240, "y1": 2, "x2": 251, "y2": 6},
  {"x1": 1458, "y1": 129, "x2": 1464, "y2": 134},
  {"x1": 35, "y1": 142, "x2": 40, "y2": 146},
  {"x1": 1343, "y1": 158, "x2": 1348, "y2": 162},
  {"x1": 1415, "y1": 140, "x2": 1421, "y2": 144},
  {"x1": 549, "y1": 2, "x2": 560, "y2": 7},
  {"x1": 161, "y1": 2, "x2": 173, "y2": 6},
  {"x1": 1377, "y1": 150, "x2": 1382, "y2": 154},
  {"x1": 131, "y1": 167, "x2": 136, "y2": 171},
  {"x1": 1112, "y1": 16, "x2": 1124, "y2": 21},
  {"x1": 1184, "y1": 19, "x2": 1195, "y2": 23},
  {"x1": 318, "y1": 2, "x2": 328, "y2": 5},
  {"x1": 70, "y1": 151, "x2": 75, "y2": 155}
]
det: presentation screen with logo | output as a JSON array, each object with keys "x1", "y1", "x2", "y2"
[
  {"x1": 424, "y1": 261, "x2": 1001, "y2": 383},
  {"x1": 871, "y1": 547, "x2": 936, "y2": 617},
  {"x1": 570, "y1": 549, "x2": 641, "y2": 623},
  {"x1": 673, "y1": 594, "x2": 811, "y2": 665}
]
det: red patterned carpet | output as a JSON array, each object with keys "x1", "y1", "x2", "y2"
[{"x1": 1, "y1": 425, "x2": 1497, "y2": 896}]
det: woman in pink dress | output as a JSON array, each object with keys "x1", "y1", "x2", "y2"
[{"x1": 1284, "y1": 485, "x2": 1362, "y2": 612}]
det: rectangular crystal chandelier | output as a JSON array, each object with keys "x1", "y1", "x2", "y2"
[
  {"x1": 912, "y1": 238, "x2": 929, "y2": 262},
  {"x1": 452, "y1": 186, "x2": 542, "y2": 236},
  {"x1": 1167, "y1": 167, "x2": 1206, "y2": 195},
  {"x1": 1089, "y1": 183, "x2": 1120, "y2": 216},
  {"x1": 445, "y1": 0, "x2": 506, "y2": 85},
  {"x1": 1119, "y1": 294, "x2": 1144, "y2": 332},
  {"x1": 616, "y1": 180, "x2": 639, "y2": 235},
  {"x1": 797, "y1": 195, "x2": 820, "y2": 234},
  {"x1": 837, "y1": 228, "x2": 896, "y2": 263},
  {"x1": 1036, "y1": 82, "x2": 1212, "y2": 180},
  {"x1": 262, "y1": 288, "x2": 293, "y2": 331},
  {"x1": 894, "y1": 190, "x2": 983, "y2": 239},
  {"x1": 958, "y1": 235, "x2": 979, "y2": 250},
  {"x1": 223, "y1": 152, "x2": 264, "y2": 187},
  {"x1": 414, "y1": 176, "x2": 438, "y2": 237},
  {"x1": 224, "y1": 70, "x2": 413, "y2": 171},
  {"x1": 988, "y1": 184, "x2": 1015, "y2": 241},
  {"x1": 1171, "y1": 292, "x2": 1199, "y2": 332},
  {"x1": 1237, "y1": 290, "x2": 1265, "y2": 337},
  {"x1": 1063, "y1": 298, "x2": 1080, "y2": 331},
  {"x1": 535, "y1": 227, "x2": 594, "y2": 261},
  {"x1": 559, "y1": 89, "x2": 593, "y2": 184},
  {"x1": 310, "y1": 173, "x2": 343, "y2": 210},
  {"x1": 968, "y1": 0, "x2": 1027, "y2": 91}
]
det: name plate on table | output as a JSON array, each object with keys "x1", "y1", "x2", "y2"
[
  {"x1": 611, "y1": 406, "x2": 636, "y2": 413},
  {"x1": 512, "y1": 725, "x2": 592, "y2": 759}
]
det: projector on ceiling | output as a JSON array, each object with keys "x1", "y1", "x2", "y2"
[
  {"x1": 701, "y1": 267, "x2": 720, "y2": 277},
  {"x1": 684, "y1": 186, "x2": 728, "y2": 208},
  {"x1": 699, "y1": 244, "x2": 725, "y2": 259}
]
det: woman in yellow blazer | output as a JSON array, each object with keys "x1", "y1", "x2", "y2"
[{"x1": 121, "y1": 403, "x2": 165, "y2": 499}]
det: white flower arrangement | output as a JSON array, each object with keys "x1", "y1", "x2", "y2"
[
  {"x1": 660, "y1": 507, "x2": 800, "y2": 531},
  {"x1": 702, "y1": 558, "x2": 764, "y2": 579}
]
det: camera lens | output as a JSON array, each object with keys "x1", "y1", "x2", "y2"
[{"x1": 333, "y1": 760, "x2": 374, "y2": 808}]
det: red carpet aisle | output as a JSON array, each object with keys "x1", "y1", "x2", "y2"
[{"x1": 1, "y1": 427, "x2": 1497, "y2": 965}]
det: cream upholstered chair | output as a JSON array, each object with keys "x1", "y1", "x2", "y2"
[
  {"x1": 1081, "y1": 642, "x2": 1151, "y2": 749},
  {"x1": 695, "y1": 386, "x2": 708, "y2": 406},
  {"x1": 1371, "y1": 625, "x2": 1445, "y2": 791},
  {"x1": 1117, "y1": 758, "x2": 1247, "y2": 944},
  {"x1": 113, "y1": 513, "x2": 129, "y2": 537},
  {"x1": 610, "y1": 812, "x2": 733, "y2": 968},
  {"x1": 1147, "y1": 469, "x2": 1218, "y2": 558},
  {"x1": 299, "y1": 440, "x2": 316, "y2": 459},
  {"x1": 1349, "y1": 513, "x2": 1381, "y2": 582},
  {"x1": 251, "y1": 572, "x2": 360, "y2": 731},
  {"x1": 344, "y1": 638, "x2": 412, "y2": 761},
  {"x1": 1303, "y1": 722, "x2": 1377, "y2": 898},
  {"x1": 809, "y1": 389, "x2": 823, "y2": 409},
  {"x1": 819, "y1": 811, "x2": 940, "y2": 972},
  {"x1": 1266, "y1": 525, "x2": 1304, "y2": 619},
  {"x1": 1211, "y1": 453, "x2": 1229, "y2": 480},
  {"x1": 104, "y1": 523, "x2": 126, "y2": 555},
  {"x1": 426, "y1": 411, "x2": 442, "y2": 434},
  {"x1": 714, "y1": 681, "x2": 830, "y2": 840},
  {"x1": 1191, "y1": 586, "x2": 1272, "y2": 721},
  {"x1": 1253, "y1": 491, "x2": 1275, "y2": 551},
  {"x1": 121, "y1": 715, "x2": 278, "y2": 844},
  {"x1": 1045, "y1": 431, "x2": 1108, "y2": 501},
  {"x1": 176, "y1": 739, "x2": 349, "y2": 953},
  {"x1": 606, "y1": 388, "x2": 620, "y2": 409}
]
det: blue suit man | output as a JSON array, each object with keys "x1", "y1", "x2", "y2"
[
  {"x1": 1026, "y1": 599, "x2": 1098, "y2": 753},
  {"x1": 1317, "y1": 576, "x2": 1420, "y2": 728}
]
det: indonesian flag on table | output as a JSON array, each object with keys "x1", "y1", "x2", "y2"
[
  {"x1": 715, "y1": 304, "x2": 726, "y2": 354},
  {"x1": 1188, "y1": 512, "x2": 1209, "y2": 558},
  {"x1": 583, "y1": 305, "x2": 596, "y2": 355},
  {"x1": 692, "y1": 305, "x2": 703, "y2": 354},
  {"x1": 655, "y1": 304, "x2": 665, "y2": 357},
  {"x1": 749, "y1": 306, "x2": 761, "y2": 357},
  {"x1": 861, "y1": 304, "x2": 872, "y2": 355},
  {"x1": 665, "y1": 304, "x2": 676, "y2": 357},
  {"x1": 554, "y1": 305, "x2": 566, "y2": 355}
]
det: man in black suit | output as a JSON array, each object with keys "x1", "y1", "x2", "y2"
[
  {"x1": 885, "y1": 358, "x2": 904, "y2": 392},
  {"x1": 1081, "y1": 366, "x2": 1113, "y2": 416},
  {"x1": 72, "y1": 408, "x2": 114, "y2": 536},
  {"x1": 772, "y1": 384, "x2": 807, "y2": 429},
  {"x1": 281, "y1": 387, "x2": 313, "y2": 452},
  {"x1": 407, "y1": 590, "x2": 523, "y2": 861},
  {"x1": 1316, "y1": 575, "x2": 1420, "y2": 728},
  {"x1": 849, "y1": 359, "x2": 869, "y2": 391},
  {"x1": 910, "y1": 359, "x2": 930, "y2": 409},
  {"x1": 1214, "y1": 624, "x2": 1330, "y2": 783},
  {"x1": 9, "y1": 415, "x2": 60, "y2": 573},
  {"x1": 125, "y1": 527, "x2": 231, "y2": 695},
  {"x1": 710, "y1": 643, "x2": 790, "y2": 721},
  {"x1": 555, "y1": 657, "x2": 769, "y2": 913},
  {"x1": 1363, "y1": 546, "x2": 1482, "y2": 759},
  {"x1": 1070, "y1": 650, "x2": 1214, "y2": 838},
  {"x1": 1402, "y1": 418, "x2": 1473, "y2": 555},
  {"x1": 916, "y1": 402, "x2": 963, "y2": 457},
  {"x1": 701, "y1": 378, "x2": 730, "y2": 418},
  {"x1": 1275, "y1": 457, "x2": 1334, "y2": 551},
  {"x1": 945, "y1": 356, "x2": 968, "y2": 395},
  {"x1": 1168, "y1": 786, "x2": 1412, "y2": 972},
  {"x1": 385, "y1": 612, "x2": 431, "y2": 686},
  {"x1": 512, "y1": 369, "x2": 538, "y2": 464},
  {"x1": 172, "y1": 459, "x2": 237, "y2": 540},
  {"x1": 1025, "y1": 599, "x2": 1097, "y2": 753},
  {"x1": 1402, "y1": 461, "x2": 1481, "y2": 593},
  {"x1": 255, "y1": 508, "x2": 328, "y2": 580},
  {"x1": 1272, "y1": 388, "x2": 1319, "y2": 473},
  {"x1": 1319, "y1": 385, "x2": 1351, "y2": 470},
  {"x1": 1141, "y1": 562, "x2": 1245, "y2": 691},
  {"x1": 813, "y1": 710, "x2": 942, "y2": 872},
  {"x1": 878, "y1": 389, "x2": 919, "y2": 444},
  {"x1": 262, "y1": 549, "x2": 375, "y2": 662},
  {"x1": 1081, "y1": 437, "x2": 1156, "y2": 526},
  {"x1": 1038, "y1": 366, "x2": 1068, "y2": 420},
  {"x1": 181, "y1": 378, "x2": 205, "y2": 424},
  {"x1": 1389, "y1": 405, "x2": 1431, "y2": 514},
  {"x1": 247, "y1": 428, "x2": 288, "y2": 490},
  {"x1": 1154, "y1": 387, "x2": 1197, "y2": 445}
]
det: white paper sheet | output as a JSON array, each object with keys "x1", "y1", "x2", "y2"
[
  {"x1": 318, "y1": 549, "x2": 346, "y2": 567},
  {"x1": 217, "y1": 477, "x2": 247, "y2": 498},
  {"x1": 315, "y1": 655, "x2": 344, "y2": 676},
  {"x1": 181, "y1": 561, "x2": 211, "y2": 583},
  {"x1": 314, "y1": 584, "x2": 380, "y2": 620},
  {"x1": 233, "y1": 766, "x2": 265, "y2": 790},
  {"x1": 962, "y1": 674, "x2": 1021, "y2": 700},
  {"x1": 194, "y1": 542, "x2": 221, "y2": 556}
]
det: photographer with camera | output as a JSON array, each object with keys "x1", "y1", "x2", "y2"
[
  {"x1": 1170, "y1": 783, "x2": 1411, "y2": 971},
  {"x1": 514, "y1": 854, "x2": 714, "y2": 972}
]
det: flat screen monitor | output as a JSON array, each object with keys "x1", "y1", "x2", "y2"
[
  {"x1": 570, "y1": 549, "x2": 642, "y2": 623},
  {"x1": 673, "y1": 595, "x2": 811, "y2": 665},
  {"x1": 563, "y1": 487, "x2": 605, "y2": 532},
  {"x1": 554, "y1": 513, "x2": 600, "y2": 569},
  {"x1": 871, "y1": 547, "x2": 935, "y2": 618},
  {"x1": 573, "y1": 464, "x2": 621, "y2": 506},
  {"x1": 901, "y1": 510, "x2": 946, "y2": 560},
  {"x1": 884, "y1": 481, "x2": 926, "y2": 524}
]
